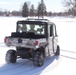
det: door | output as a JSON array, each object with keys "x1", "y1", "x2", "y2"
[
  {"x1": 48, "y1": 24, "x2": 58, "y2": 55},
  {"x1": 48, "y1": 25, "x2": 53, "y2": 55},
  {"x1": 52, "y1": 24, "x2": 58, "y2": 53}
]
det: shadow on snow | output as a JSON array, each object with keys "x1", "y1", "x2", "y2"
[{"x1": 0, "y1": 55, "x2": 59, "y2": 75}]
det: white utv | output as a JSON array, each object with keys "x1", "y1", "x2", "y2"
[{"x1": 4, "y1": 18, "x2": 60, "y2": 67}]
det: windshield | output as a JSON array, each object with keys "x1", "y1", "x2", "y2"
[{"x1": 17, "y1": 24, "x2": 45, "y2": 35}]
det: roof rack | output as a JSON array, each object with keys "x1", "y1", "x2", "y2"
[{"x1": 26, "y1": 18, "x2": 50, "y2": 22}]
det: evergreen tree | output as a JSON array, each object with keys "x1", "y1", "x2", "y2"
[
  {"x1": 37, "y1": 0, "x2": 47, "y2": 18},
  {"x1": 22, "y1": 2, "x2": 29, "y2": 17},
  {"x1": 30, "y1": 4, "x2": 35, "y2": 16}
]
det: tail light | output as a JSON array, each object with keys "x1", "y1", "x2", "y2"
[
  {"x1": 4, "y1": 38, "x2": 6, "y2": 43},
  {"x1": 35, "y1": 40, "x2": 39, "y2": 46}
]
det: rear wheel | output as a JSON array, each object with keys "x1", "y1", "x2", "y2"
[
  {"x1": 55, "y1": 45, "x2": 60, "y2": 56},
  {"x1": 5, "y1": 50, "x2": 17, "y2": 63},
  {"x1": 33, "y1": 51, "x2": 44, "y2": 67}
]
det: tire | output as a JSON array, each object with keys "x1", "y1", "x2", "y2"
[
  {"x1": 33, "y1": 51, "x2": 44, "y2": 67},
  {"x1": 5, "y1": 50, "x2": 17, "y2": 63},
  {"x1": 55, "y1": 45, "x2": 60, "y2": 56}
]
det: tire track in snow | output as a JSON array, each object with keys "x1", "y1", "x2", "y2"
[
  {"x1": 60, "y1": 49, "x2": 76, "y2": 60},
  {"x1": 61, "y1": 49, "x2": 76, "y2": 54}
]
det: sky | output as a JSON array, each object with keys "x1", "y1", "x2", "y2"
[{"x1": 0, "y1": 0, "x2": 64, "y2": 12}]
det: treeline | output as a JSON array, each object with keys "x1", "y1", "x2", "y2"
[
  {"x1": 0, "y1": 0, "x2": 75, "y2": 17},
  {"x1": 0, "y1": 10, "x2": 21, "y2": 16},
  {"x1": 0, "y1": 10, "x2": 74, "y2": 17}
]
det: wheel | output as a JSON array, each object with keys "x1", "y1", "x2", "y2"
[
  {"x1": 5, "y1": 50, "x2": 17, "y2": 63},
  {"x1": 55, "y1": 45, "x2": 60, "y2": 56},
  {"x1": 33, "y1": 51, "x2": 44, "y2": 67}
]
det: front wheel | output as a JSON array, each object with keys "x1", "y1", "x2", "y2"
[
  {"x1": 55, "y1": 45, "x2": 60, "y2": 56},
  {"x1": 33, "y1": 51, "x2": 44, "y2": 67},
  {"x1": 5, "y1": 50, "x2": 17, "y2": 63}
]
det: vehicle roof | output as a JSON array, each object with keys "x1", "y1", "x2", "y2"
[
  {"x1": 26, "y1": 18, "x2": 51, "y2": 23},
  {"x1": 17, "y1": 18, "x2": 54, "y2": 25}
]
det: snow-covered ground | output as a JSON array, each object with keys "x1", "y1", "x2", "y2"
[{"x1": 0, "y1": 17, "x2": 76, "y2": 75}]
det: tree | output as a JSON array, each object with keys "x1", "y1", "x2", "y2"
[
  {"x1": 63, "y1": 0, "x2": 76, "y2": 16},
  {"x1": 30, "y1": 4, "x2": 35, "y2": 16},
  {"x1": 22, "y1": 2, "x2": 29, "y2": 17},
  {"x1": 37, "y1": 0, "x2": 47, "y2": 18}
]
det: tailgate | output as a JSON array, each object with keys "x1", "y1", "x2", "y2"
[{"x1": 5, "y1": 37, "x2": 36, "y2": 48}]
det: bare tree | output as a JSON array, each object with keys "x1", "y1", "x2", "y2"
[
  {"x1": 11, "y1": 11, "x2": 22, "y2": 16},
  {"x1": 63, "y1": 0, "x2": 76, "y2": 16}
]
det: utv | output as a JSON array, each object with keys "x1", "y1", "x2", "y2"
[{"x1": 4, "y1": 18, "x2": 60, "y2": 67}]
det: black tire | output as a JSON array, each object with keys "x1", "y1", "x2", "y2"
[
  {"x1": 5, "y1": 50, "x2": 17, "y2": 63},
  {"x1": 33, "y1": 51, "x2": 44, "y2": 67},
  {"x1": 55, "y1": 45, "x2": 60, "y2": 56}
]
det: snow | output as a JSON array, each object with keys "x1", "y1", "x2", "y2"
[{"x1": 0, "y1": 17, "x2": 76, "y2": 75}]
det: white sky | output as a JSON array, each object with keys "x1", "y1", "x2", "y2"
[{"x1": 0, "y1": 0, "x2": 64, "y2": 12}]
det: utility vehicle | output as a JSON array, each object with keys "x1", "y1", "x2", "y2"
[{"x1": 4, "y1": 18, "x2": 60, "y2": 67}]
